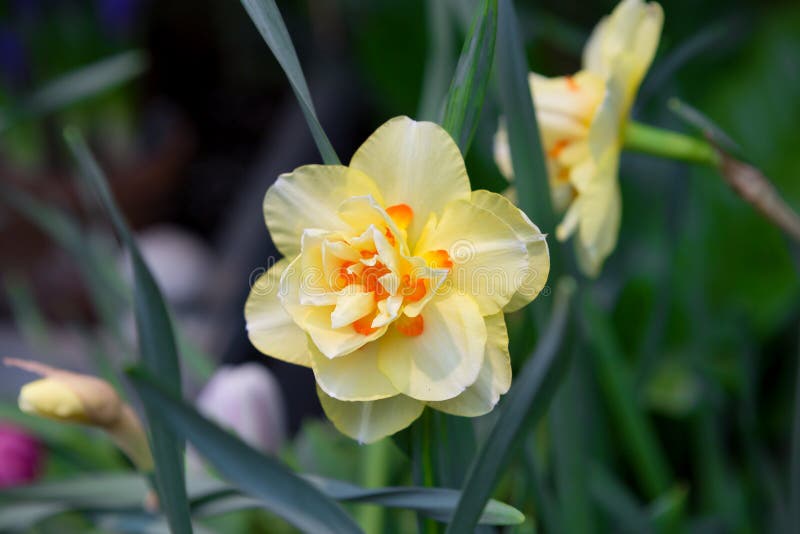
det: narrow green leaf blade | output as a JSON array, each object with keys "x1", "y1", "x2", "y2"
[
  {"x1": 418, "y1": 0, "x2": 455, "y2": 121},
  {"x1": 126, "y1": 366, "x2": 363, "y2": 534},
  {"x1": 188, "y1": 476, "x2": 524, "y2": 526},
  {"x1": 0, "y1": 50, "x2": 147, "y2": 133},
  {"x1": 303, "y1": 476, "x2": 523, "y2": 526},
  {"x1": 581, "y1": 294, "x2": 672, "y2": 499},
  {"x1": 494, "y1": 0, "x2": 554, "y2": 232},
  {"x1": 64, "y1": 129, "x2": 192, "y2": 534},
  {"x1": 442, "y1": 0, "x2": 498, "y2": 154},
  {"x1": 240, "y1": 0, "x2": 339, "y2": 165},
  {"x1": 445, "y1": 278, "x2": 576, "y2": 534},
  {"x1": 1, "y1": 473, "x2": 149, "y2": 510}
]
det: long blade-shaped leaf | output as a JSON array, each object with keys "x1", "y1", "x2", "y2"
[
  {"x1": 3, "y1": 469, "x2": 523, "y2": 527},
  {"x1": 418, "y1": 0, "x2": 455, "y2": 121},
  {"x1": 126, "y1": 366, "x2": 363, "y2": 534},
  {"x1": 445, "y1": 277, "x2": 576, "y2": 534},
  {"x1": 494, "y1": 0, "x2": 553, "y2": 232},
  {"x1": 240, "y1": 0, "x2": 339, "y2": 165},
  {"x1": 193, "y1": 477, "x2": 523, "y2": 526},
  {"x1": 442, "y1": 0, "x2": 498, "y2": 154},
  {"x1": 64, "y1": 129, "x2": 192, "y2": 534},
  {"x1": 0, "y1": 51, "x2": 147, "y2": 133},
  {"x1": 581, "y1": 295, "x2": 672, "y2": 499}
]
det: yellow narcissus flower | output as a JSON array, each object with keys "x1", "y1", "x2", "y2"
[
  {"x1": 494, "y1": 0, "x2": 663, "y2": 276},
  {"x1": 4, "y1": 358, "x2": 153, "y2": 470},
  {"x1": 246, "y1": 116, "x2": 549, "y2": 443}
]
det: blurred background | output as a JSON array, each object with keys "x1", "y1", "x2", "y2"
[{"x1": 1, "y1": 0, "x2": 799, "y2": 531}]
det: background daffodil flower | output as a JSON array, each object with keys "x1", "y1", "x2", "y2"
[
  {"x1": 246, "y1": 116, "x2": 550, "y2": 443},
  {"x1": 495, "y1": 0, "x2": 663, "y2": 276}
]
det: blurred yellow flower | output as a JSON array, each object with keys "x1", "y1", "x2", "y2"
[
  {"x1": 495, "y1": 0, "x2": 663, "y2": 276},
  {"x1": 246, "y1": 116, "x2": 549, "y2": 443},
  {"x1": 5, "y1": 358, "x2": 153, "y2": 470}
]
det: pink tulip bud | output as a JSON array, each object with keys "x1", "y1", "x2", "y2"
[
  {"x1": 0, "y1": 423, "x2": 43, "y2": 488},
  {"x1": 196, "y1": 363, "x2": 286, "y2": 454}
]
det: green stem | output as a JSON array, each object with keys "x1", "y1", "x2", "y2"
[
  {"x1": 413, "y1": 410, "x2": 440, "y2": 534},
  {"x1": 623, "y1": 120, "x2": 721, "y2": 167},
  {"x1": 358, "y1": 439, "x2": 390, "y2": 533}
]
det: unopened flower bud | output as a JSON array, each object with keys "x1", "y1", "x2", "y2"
[{"x1": 4, "y1": 358, "x2": 153, "y2": 471}]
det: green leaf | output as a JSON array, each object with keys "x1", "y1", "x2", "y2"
[
  {"x1": 193, "y1": 477, "x2": 524, "y2": 526},
  {"x1": 1, "y1": 468, "x2": 522, "y2": 527},
  {"x1": 64, "y1": 129, "x2": 193, "y2": 534},
  {"x1": 1, "y1": 473, "x2": 149, "y2": 510},
  {"x1": 240, "y1": 0, "x2": 339, "y2": 165},
  {"x1": 0, "y1": 502, "x2": 68, "y2": 531},
  {"x1": 0, "y1": 183, "x2": 128, "y2": 330},
  {"x1": 667, "y1": 98, "x2": 742, "y2": 159},
  {"x1": 418, "y1": 0, "x2": 456, "y2": 121},
  {"x1": 126, "y1": 366, "x2": 363, "y2": 534},
  {"x1": 442, "y1": 0, "x2": 498, "y2": 154},
  {"x1": 580, "y1": 294, "x2": 672, "y2": 500},
  {"x1": 589, "y1": 464, "x2": 653, "y2": 534},
  {"x1": 445, "y1": 277, "x2": 576, "y2": 534},
  {"x1": 0, "y1": 50, "x2": 147, "y2": 134},
  {"x1": 493, "y1": 0, "x2": 554, "y2": 233}
]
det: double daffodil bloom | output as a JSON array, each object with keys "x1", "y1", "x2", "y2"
[
  {"x1": 495, "y1": 0, "x2": 663, "y2": 276},
  {"x1": 246, "y1": 116, "x2": 549, "y2": 443},
  {"x1": 4, "y1": 358, "x2": 153, "y2": 470}
]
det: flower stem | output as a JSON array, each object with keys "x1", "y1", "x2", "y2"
[
  {"x1": 623, "y1": 120, "x2": 721, "y2": 167},
  {"x1": 413, "y1": 410, "x2": 440, "y2": 534}
]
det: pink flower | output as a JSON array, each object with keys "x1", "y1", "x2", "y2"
[
  {"x1": 196, "y1": 363, "x2": 286, "y2": 454},
  {"x1": 0, "y1": 423, "x2": 43, "y2": 488}
]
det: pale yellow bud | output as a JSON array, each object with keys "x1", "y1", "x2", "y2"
[
  {"x1": 5, "y1": 358, "x2": 153, "y2": 471},
  {"x1": 19, "y1": 379, "x2": 90, "y2": 423}
]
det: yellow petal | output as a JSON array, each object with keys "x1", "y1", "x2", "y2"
[
  {"x1": 530, "y1": 72, "x2": 605, "y2": 128},
  {"x1": 582, "y1": 0, "x2": 663, "y2": 110},
  {"x1": 317, "y1": 386, "x2": 425, "y2": 444},
  {"x1": 330, "y1": 289, "x2": 375, "y2": 329},
  {"x1": 493, "y1": 120, "x2": 514, "y2": 180},
  {"x1": 377, "y1": 293, "x2": 486, "y2": 401},
  {"x1": 414, "y1": 199, "x2": 529, "y2": 315},
  {"x1": 310, "y1": 343, "x2": 398, "y2": 401},
  {"x1": 19, "y1": 378, "x2": 89, "y2": 423},
  {"x1": 264, "y1": 165, "x2": 382, "y2": 257},
  {"x1": 350, "y1": 116, "x2": 471, "y2": 246},
  {"x1": 574, "y1": 149, "x2": 621, "y2": 277},
  {"x1": 470, "y1": 190, "x2": 550, "y2": 312},
  {"x1": 279, "y1": 256, "x2": 386, "y2": 358},
  {"x1": 429, "y1": 313, "x2": 511, "y2": 416},
  {"x1": 245, "y1": 259, "x2": 311, "y2": 367}
]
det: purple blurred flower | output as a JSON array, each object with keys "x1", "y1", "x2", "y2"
[
  {"x1": 0, "y1": 423, "x2": 43, "y2": 488},
  {"x1": 196, "y1": 364, "x2": 287, "y2": 454},
  {"x1": 0, "y1": 28, "x2": 29, "y2": 90},
  {"x1": 97, "y1": 0, "x2": 140, "y2": 36}
]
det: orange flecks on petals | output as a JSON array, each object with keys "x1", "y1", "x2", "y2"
[
  {"x1": 423, "y1": 249, "x2": 453, "y2": 270},
  {"x1": 396, "y1": 314, "x2": 424, "y2": 337},
  {"x1": 360, "y1": 249, "x2": 376, "y2": 259},
  {"x1": 352, "y1": 314, "x2": 378, "y2": 336},
  {"x1": 362, "y1": 264, "x2": 391, "y2": 300},
  {"x1": 565, "y1": 75, "x2": 579, "y2": 92},
  {"x1": 548, "y1": 139, "x2": 570, "y2": 160},
  {"x1": 401, "y1": 275, "x2": 427, "y2": 303},
  {"x1": 384, "y1": 228, "x2": 396, "y2": 247},
  {"x1": 334, "y1": 262, "x2": 358, "y2": 289},
  {"x1": 386, "y1": 204, "x2": 413, "y2": 229}
]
